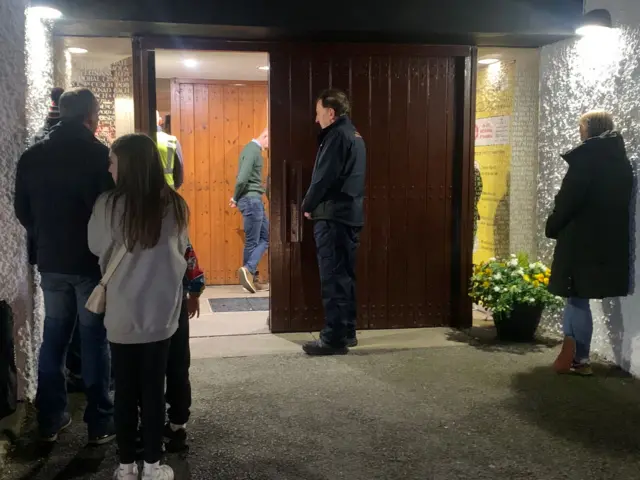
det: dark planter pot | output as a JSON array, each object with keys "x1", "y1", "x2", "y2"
[{"x1": 493, "y1": 303, "x2": 544, "y2": 343}]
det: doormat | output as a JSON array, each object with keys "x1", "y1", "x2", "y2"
[{"x1": 208, "y1": 297, "x2": 270, "y2": 313}]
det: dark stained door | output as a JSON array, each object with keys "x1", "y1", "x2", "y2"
[{"x1": 269, "y1": 45, "x2": 475, "y2": 333}]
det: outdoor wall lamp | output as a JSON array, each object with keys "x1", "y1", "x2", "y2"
[
  {"x1": 26, "y1": 5, "x2": 63, "y2": 19},
  {"x1": 576, "y1": 9, "x2": 612, "y2": 36}
]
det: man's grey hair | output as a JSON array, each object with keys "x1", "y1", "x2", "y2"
[{"x1": 59, "y1": 88, "x2": 99, "y2": 122}]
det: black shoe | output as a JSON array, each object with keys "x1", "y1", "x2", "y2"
[
  {"x1": 346, "y1": 337, "x2": 358, "y2": 348},
  {"x1": 302, "y1": 339, "x2": 349, "y2": 356},
  {"x1": 39, "y1": 413, "x2": 72, "y2": 443},
  {"x1": 89, "y1": 422, "x2": 116, "y2": 445},
  {"x1": 164, "y1": 422, "x2": 189, "y2": 453}
]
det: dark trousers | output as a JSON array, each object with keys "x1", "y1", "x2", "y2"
[
  {"x1": 111, "y1": 339, "x2": 170, "y2": 464},
  {"x1": 37, "y1": 273, "x2": 113, "y2": 438},
  {"x1": 314, "y1": 220, "x2": 361, "y2": 347},
  {"x1": 166, "y1": 299, "x2": 191, "y2": 425}
]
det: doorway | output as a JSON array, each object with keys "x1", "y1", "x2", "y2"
[
  {"x1": 154, "y1": 49, "x2": 272, "y2": 336},
  {"x1": 134, "y1": 39, "x2": 477, "y2": 334}
]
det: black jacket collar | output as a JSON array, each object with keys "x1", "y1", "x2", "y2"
[
  {"x1": 318, "y1": 116, "x2": 351, "y2": 144},
  {"x1": 562, "y1": 130, "x2": 627, "y2": 164},
  {"x1": 48, "y1": 120, "x2": 97, "y2": 143}
]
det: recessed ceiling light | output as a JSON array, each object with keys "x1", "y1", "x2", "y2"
[
  {"x1": 27, "y1": 6, "x2": 63, "y2": 19},
  {"x1": 183, "y1": 59, "x2": 198, "y2": 68},
  {"x1": 67, "y1": 47, "x2": 88, "y2": 54},
  {"x1": 257, "y1": 65, "x2": 270, "y2": 71},
  {"x1": 478, "y1": 58, "x2": 500, "y2": 65}
]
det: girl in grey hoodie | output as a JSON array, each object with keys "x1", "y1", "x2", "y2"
[{"x1": 88, "y1": 133, "x2": 189, "y2": 480}]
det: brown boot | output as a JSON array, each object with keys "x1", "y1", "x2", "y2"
[{"x1": 553, "y1": 336, "x2": 576, "y2": 373}]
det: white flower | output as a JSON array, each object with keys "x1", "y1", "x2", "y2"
[
  {"x1": 508, "y1": 259, "x2": 518, "y2": 267},
  {"x1": 527, "y1": 297, "x2": 535, "y2": 303},
  {"x1": 487, "y1": 295, "x2": 493, "y2": 301},
  {"x1": 493, "y1": 273, "x2": 502, "y2": 280},
  {"x1": 510, "y1": 254, "x2": 517, "y2": 258},
  {"x1": 529, "y1": 263, "x2": 536, "y2": 269},
  {"x1": 489, "y1": 257, "x2": 496, "y2": 262},
  {"x1": 511, "y1": 270, "x2": 520, "y2": 277},
  {"x1": 517, "y1": 268, "x2": 525, "y2": 276},
  {"x1": 494, "y1": 286, "x2": 501, "y2": 292}
]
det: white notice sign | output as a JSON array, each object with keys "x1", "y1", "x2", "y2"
[{"x1": 475, "y1": 116, "x2": 510, "y2": 146}]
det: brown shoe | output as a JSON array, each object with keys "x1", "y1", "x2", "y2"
[
  {"x1": 238, "y1": 267, "x2": 257, "y2": 293},
  {"x1": 553, "y1": 336, "x2": 576, "y2": 373}
]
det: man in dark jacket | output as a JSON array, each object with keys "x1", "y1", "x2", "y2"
[
  {"x1": 33, "y1": 87, "x2": 64, "y2": 144},
  {"x1": 301, "y1": 89, "x2": 366, "y2": 356},
  {"x1": 14, "y1": 88, "x2": 115, "y2": 443},
  {"x1": 546, "y1": 111, "x2": 632, "y2": 376}
]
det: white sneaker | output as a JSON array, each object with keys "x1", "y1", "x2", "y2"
[
  {"x1": 142, "y1": 464, "x2": 174, "y2": 480},
  {"x1": 114, "y1": 464, "x2": 139, "y2": 480}
]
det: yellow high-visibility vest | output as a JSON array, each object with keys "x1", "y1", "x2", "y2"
[{"x1": 157, "y1": 131, "x2": 178, "y2": 188}]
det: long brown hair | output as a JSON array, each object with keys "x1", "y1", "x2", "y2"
[{"x1": 108, "y1": 133, "x2": 189, "y2": 250}]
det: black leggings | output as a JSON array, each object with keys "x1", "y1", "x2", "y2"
[{"x1": 111, "y1": 339, "x2": 170, "y2": 464}]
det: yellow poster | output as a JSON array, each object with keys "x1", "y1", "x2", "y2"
[{"x1": 473, "y1": 61, "x2": 515, "y2": 264}]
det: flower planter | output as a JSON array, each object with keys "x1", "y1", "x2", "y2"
[{"x1": 492, "y1": 303, "x2": 544, "y2": 343}]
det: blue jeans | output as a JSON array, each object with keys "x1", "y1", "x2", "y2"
[
  {"x1": 562, "y1": 297, "x2": 593, "y2": 363},
  {"x1": 238, "y1": 196, "x2": 269, "y2": 275},
  {"x1": 36, "y1": 273, "x2": 114, "y2": 437}
]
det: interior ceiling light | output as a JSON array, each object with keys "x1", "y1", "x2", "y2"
[
  {"x1": 257, "y1": 65, "x2": 270, "y2": 71},
  {"x1": 183, "y1": 59, "x2": 198, "y2": 68},
  {"x1": 576, "y1": 9, "x2": 612, "y2": 36},
  {"x1": 478, "y1": 58, "x2": 500, "y2": 65},
  {"x1": 67, "y1": 47, "x2": 88, "y2": 54},
  {"x1": 27, "y1": 6, "x2": 63, "y2": 19}
]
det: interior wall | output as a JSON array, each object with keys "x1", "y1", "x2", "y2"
[
  {"x1": 538, "y1": 0, "x2": 640, "y2": 373},
  {"x1": 156, "y1": 78, "x2": 171, "y2": 121},
  {"x1": 172, "y1": 80, "x2": 269, "y2": 285},
  {"x1": 69, "y1": 54, "x2": 134, "y2": 145}
]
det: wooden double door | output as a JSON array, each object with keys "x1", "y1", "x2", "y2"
[{"x1": 133, "y1": 39, "x2": 476, "y2": 333}]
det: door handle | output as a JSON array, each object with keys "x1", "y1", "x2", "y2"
[{"x1": 289, "y1": 162, "x2": 304, "y2": 243}]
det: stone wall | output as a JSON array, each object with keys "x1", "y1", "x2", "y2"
[
  {"x1": 0, "y1": 1, "x2": 53, "y2": 401},
  {"x1": 538, "y1": 0, "x2": 640, "y2": 373}
]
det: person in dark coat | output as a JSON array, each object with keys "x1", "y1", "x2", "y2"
[
  {"x1": 33, "y1": 87, "x2": 65, "y2": 144},
  {"x1": 546, "y1": 110, "x2": 633, "y2": 376},
  {"x1": 14, "y1": 87, "x2": 116, "y2": 443},
  {"x1": 301, "y1": 89, "x2": 367, "y2": 356}
]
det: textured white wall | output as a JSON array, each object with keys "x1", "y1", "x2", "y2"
[
  {"x1": 538, "y1": 0, "x2": 640, "y2": 374},
  {"x1": 509, "y1": 49, "x2": 540, "y2": 259},
  {"x1": 0, "y1": 1, "x2": 53, "y2": 401}
]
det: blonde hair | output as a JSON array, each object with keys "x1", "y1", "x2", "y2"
[{"x1": 579, "y1": 110, "x2": 614, "y2": 139}]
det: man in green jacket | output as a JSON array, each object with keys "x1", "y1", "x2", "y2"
[{"x1": 229, "y1": 128, "x2": 269, "y2": 293}]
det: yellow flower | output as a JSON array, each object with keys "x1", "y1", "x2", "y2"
[
  {"x1": 533, "y1": 280, "x2": 540, "y2": 287},
  {"x1": 485, "y1": 268, "x2": 492, "y2": 275},
  {"x1": 536, "y1": 273, "x2": 545, "y2": 282},
  {"x1": 545, "y1": 268, "x2": 551, "y2": 276},
  {"x1": 483, "y1": 281, "x2": 490, "y2": 288},
  {"x1": 543, "y1": 278, "x2": 549, "y2": 286},
  {"x1": 523, "y1": 275, "x2": 531, "y2": 282}
]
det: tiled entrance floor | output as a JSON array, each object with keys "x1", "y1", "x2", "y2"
[{"x1": 191, "y1": 285, "x2": 270, "y2": 338}]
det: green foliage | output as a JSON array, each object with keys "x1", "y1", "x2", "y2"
[{"x1": 470, "y1": 254, "x2": 563, "y2": 315}]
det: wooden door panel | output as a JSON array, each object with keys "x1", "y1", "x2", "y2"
[
  {"x1": 270, "y1": 46, "x2": 471, "y2": 333},
  {"x1": 172, "y1": 80, "x2": 270, "y2": 285}
]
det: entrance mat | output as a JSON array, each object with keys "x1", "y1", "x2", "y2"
[{"x1": 209, "y1": 297, "x2": 270, "y2": 312}]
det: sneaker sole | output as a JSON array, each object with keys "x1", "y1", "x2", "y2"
[
  {"x1": 302, "y1": 346, "x2": 349, "y2": 356},
  {"x1": 90, "y1": 432, "x2": 116, "y2": 445},
  {"x1": 238, "y1": 268, "x2": 257, "y2": 294},
  {"x1": 41, "y1": 416, "x2": 72, "y2": 443}
]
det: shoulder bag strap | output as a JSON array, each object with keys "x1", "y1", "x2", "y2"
[{"x1": 99, "y1": 245, "x2": 128, "y2": 287}]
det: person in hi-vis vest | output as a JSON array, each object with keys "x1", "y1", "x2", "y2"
[{"x1": 156, "y1": 111, "x2": 184, "y2": 189}]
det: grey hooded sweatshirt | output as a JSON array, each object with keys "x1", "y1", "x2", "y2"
[{"x1": 88, "y1": 193, "x2": 188, "y2": 345}]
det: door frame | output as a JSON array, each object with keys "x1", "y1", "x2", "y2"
[{"x1": 131, "y1": 36, "x2": 477, "y2": 332}]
